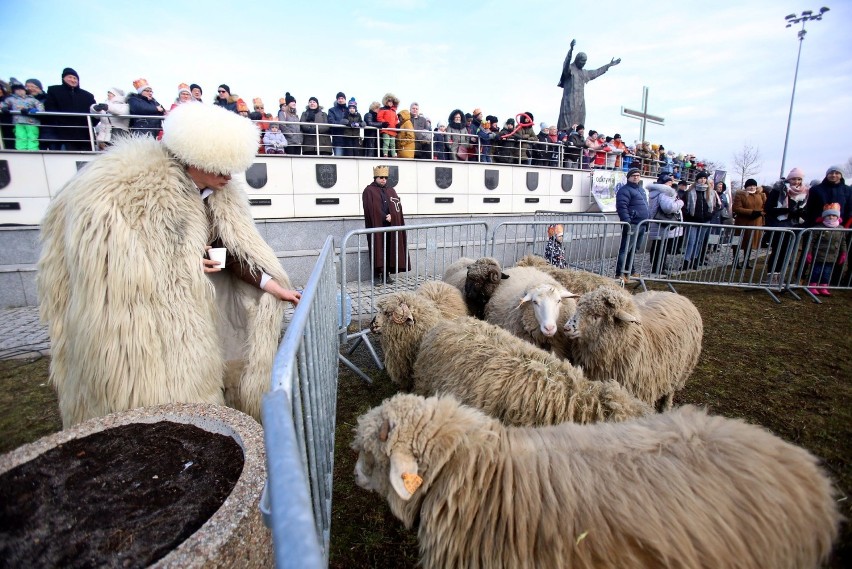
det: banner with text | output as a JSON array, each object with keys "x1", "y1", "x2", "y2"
[{"x1": 591, "y1": 169, "x2": 626, "y2": 212}]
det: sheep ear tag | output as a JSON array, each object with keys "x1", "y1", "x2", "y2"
[{"x1": 390, "y1": 451, "x2": 420, "y2": 501}]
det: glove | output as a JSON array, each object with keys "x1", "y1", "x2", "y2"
[
  {"x1": 840, "y1": 252, "x2": 847, "y2": 265},
  {"x1": 94, "y1": 103, "x2": 108, "y2": 112},
  {"x1": 806, "y1": 252, "x2": 813, "y2": 264},
  {"x1": 751, "y1": 210, "x2": 762, "y2": 219},
  {"x1": 381, "y1": 121, "x2": 390, "y2": 128}
]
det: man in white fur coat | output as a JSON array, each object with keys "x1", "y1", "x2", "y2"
[{"x1": 38, "y1": 103, "x2": 301, "y2": 427}]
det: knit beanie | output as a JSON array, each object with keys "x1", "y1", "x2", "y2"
[
  {"x1": 218, "y1": 84, "x2": 231, "y2": 95},
  {"x1": 25, "y1": 78, "x2": 42, "y2": 90},
  {"x1": 786, "y1": 167, "x2": 804, "y2": 181},
  {"x1": 657, "y1": 173, "x2": 674, "y2": 184},
  {"x1": 822, "y1": 203, "x2": 841, "y2": 218},
  {"x1": 348, "y1": 97, "x2": 357, "y2": 109},
  {"x1": 189, "y1": 83, "x2": 202, "y2": 95},
  {"x1": 308, "y1": 96, "x2": 319, "y2": 105},
  {"x1": 627, "y1": 168, "x2": 641, "y2": 178},
  {"x1": 62, "y1": 67, "x2": 79, "y2": 80},
  {"x1": 336, "y1": 91, "x2": 346, "y2": 100},
  {"x1": 826, "y1": 165, "x2": 843, "y2": 176},
  {"x1": 285, "y1": 92, "x2": 296, "y2": 105},
  {"x1": 108, "y1": 86, "x2": 125, "y2": 98},
  {"x1": 744, "y1": 178, "x2": 758, "y2": 187}
]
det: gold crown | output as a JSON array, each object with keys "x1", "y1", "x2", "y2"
[
  {"x1": 132, "y1": 78, "x2": 150, "y2": 91},
  {"x1": 178, "y1": 82, "x2": 190, "y2": 91},
  {"x1": 252, "y1": 97, "x2": 264, "y2": 107},
  {"x1": 373, "y1": 166, "x2": 389, "y2": 177}
]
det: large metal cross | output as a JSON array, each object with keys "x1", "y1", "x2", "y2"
[{"x1": 621, "y1": 86, "x2": 664, "y2": 142}]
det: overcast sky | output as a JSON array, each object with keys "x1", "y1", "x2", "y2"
[{"x1": 2, "y1": 0, "x2": 850, "y2": 185}]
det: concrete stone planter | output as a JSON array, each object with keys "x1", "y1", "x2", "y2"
[{"x1": 0, "y1": 403, "x2": 272, "y2": 568}]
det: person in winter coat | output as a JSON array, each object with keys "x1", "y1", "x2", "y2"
[
  {"x1": 615, "y1": 167, "x2": 650, "y2": 280},
  {"x1": 565, "y1": 124, "x2": 585, "y2": 168},
  {"x1": 214, "y1": 84, "x2": 239, "y2": 113},
  {"x1": 409, "y1": 102, "x2": 432, "y2": 159},
  {"x1": 517, "y1": 111, "x2": 538, "y2": 165},
  {"x1": 732, "y1": 178, "x2": 766, "y2": 269},
  {"x1": 495, "y1": 118, "x2": 520, "y2": 164},
  {"x1": 804, "y1": 165, "x2": 852, "y2": 228},
  {"x1": 358, "y1": 101, "x2": 381, "y2": 158},
  {"x1": 544, "y1": 224, "x2": 567, "y2": 268},
  {"x1": 806, "y1": 203, "x2": 848, "y2": 296},
  {"x1": 341, "y1": 97, "x2": 363, "y2": 157},
  {"x1": 362, "y1": 165, "x2": 409, "y2": 285},
  {"x1": 127, "y1": 78, "x2": 165, "y2": 138},
  {"x1": 764, "y1": 168, "x2": 809, "y2": 274},
  {"x1": 90, "y1": 87, "x2": 129, "y2": 150},
  {"x1": 396, "y1": 109, "x2": 415, "y2": 158},
  {"x1": 477, "y1": 115, "x2": 499, "y2": 164},
  {"x1": 169, "y1": 84, "x2": 194, "y2": 111},
  {"x1": 299, "y1": 97, "x2": 332, "y2": 155},
  {"x1": 433, "y1": 122, "x2": 451, "y2": 161},
  {"x1": 262, "y1": 122, "x2": 287, "y2": 154},
  {"x1": 445, "y1": 109, "x2": 471, "y2": 161},
  {"x1": 277, "y1": 93, "x2": 302, "y2": 155},
  {"x1": 377, "y1": 93, "x2": 399, "y2": 158},
  {"x1": 646, "y1": 173, "x2": 684, "y2": 274},
  {"x1": 43, "y1": 67, "x2": 96, "y2": 150},
  {"x1": 682, "y1": 170, "x2": 721, "y2": 269},
  {"x1": 327, "y1": 91, "x2": 349, "y2": 156},
  {"x1": 0, "y1": 79, "x2": 44, "y2": 150}
]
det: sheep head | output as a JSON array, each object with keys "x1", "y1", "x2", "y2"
[
  {"x1": 372, "y1": 294, "x2": 416, "y2": 333},
  {"x1": 564, "y1": 287, "x2": 640, "y2": 338},
  {"x1": 517, "y1": 284, "x2": 579, "y2": 337},
  {"x1": 464, "y1": 257, "x2": 509, "y2": 318}
]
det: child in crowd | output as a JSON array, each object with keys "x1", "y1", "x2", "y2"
[
  {"x1": 377, "y1": 93, "x2": 399, "y2": 158},
  {"x1": 544, "y1": 224, "x2": 567, "y2": 268},
  {"x1": 0, "y1": 79, "x2": 43, "y2": 150},
  {"x1": 806, "y1": 203, "x2": 847, "y2": 296},
  {"x1": 262, "y1": 122, "x2": 287, "y2": 154}
]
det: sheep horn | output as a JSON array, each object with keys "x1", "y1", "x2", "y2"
[
  {"x1": 392, "y1": 304, "x2": 409, "y2": 324},
  {"x1": 379, "y1": 419, "x2": 390, "y2": 441}
]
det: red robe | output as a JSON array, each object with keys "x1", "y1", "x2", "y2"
[{"x1": 362, "y1": 181, "x2": 409, "y2": 273}]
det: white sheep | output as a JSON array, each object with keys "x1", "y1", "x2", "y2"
[
  {"x1": 353, "y1": 393, "x2": 840, "y2": 569},
  {"x1": 516, "y1": 254, "x2": 621, "y2": 294},
  {"x1": 442, "y1": 257, "x2": 475, "y2": 292},
  {"x1": 413, "y1": 316, "x2": 651, "y2": 425},
  {"x1": 370, "y1": 292, "x2": 446, "y2": 388},
  {"x1": 564, "y1": 287, "x2": 703, "y2": 411},
  {"x1": 483, "y1": 265, "x2": 577, "y2": 354},
  {"x1": 415, "y1": 280, "x2": 470, "y2": 319}
]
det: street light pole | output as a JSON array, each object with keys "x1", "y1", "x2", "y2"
[{"x1": 780, "y1": 7, "x2": 829, "y2": 180}]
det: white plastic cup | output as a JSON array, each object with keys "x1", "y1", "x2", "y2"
[{"x1": 208, "y1": 247, "x2": 227, "y2": 269}]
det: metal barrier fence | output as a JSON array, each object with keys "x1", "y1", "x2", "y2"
[
  {"x1": 262, "y1": 236, "x2": 338, "y2": 568},
  {"x1": 789, "y1": 226, "x2": 852, "y2": 302},
  {"x1": 338, "y1": 221, "x2": 489, "y2": 381}
]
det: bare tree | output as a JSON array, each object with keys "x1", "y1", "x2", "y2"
[
  {"x1": 843, "y1": 156, "x2": 852, "y2": 178},
  {"x1": 731, "y1": 144, "x2": 762, "y2": 188}
]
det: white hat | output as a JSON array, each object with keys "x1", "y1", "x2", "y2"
[{"x1": 161, "y1": 103, "x2": 259, "y2": 175}]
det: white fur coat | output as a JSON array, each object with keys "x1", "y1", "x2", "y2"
[{"x1": 38, "y1": 137, "x2": 290, "y2": 426}]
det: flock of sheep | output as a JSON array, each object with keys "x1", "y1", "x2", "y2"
[{"x1": 351, "y1": 255, "x2": 841, "y2": 568}]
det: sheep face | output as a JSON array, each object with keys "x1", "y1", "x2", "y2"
[
  {"x1": 518, "y1": 284, "x2": 578, "y2": 337},
  {"x1": 371, "y1": 294, "x2": 415, "y2": 334},
  {"x1": 464, "y1": 258, "x2": 508, "y2": 318},
  {"x1": 563, "y1": 288, "x2": 639, "y2": 339}
]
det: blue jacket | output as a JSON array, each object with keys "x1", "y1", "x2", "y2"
[
  {"x1": 616, "y1": 181, "x2": 650, "y2": 224},
  {"x1": 327, "y1": 102, "x2": 349, "y2": 146}
]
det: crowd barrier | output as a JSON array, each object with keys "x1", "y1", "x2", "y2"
[
  {"x1": 1, "y1": 111, "x2": 690, "y2": 175},
  {"x1": 262, "y1": 236, "x2": 337, "y2": 568}
]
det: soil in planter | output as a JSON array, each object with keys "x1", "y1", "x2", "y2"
[{"x1": 0, "y1": 421, "x2": 244, "y2": 569}]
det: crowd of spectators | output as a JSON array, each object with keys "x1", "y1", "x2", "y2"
[{"x1": 1, "y1": 69, "x2": 719, "y2": 178}]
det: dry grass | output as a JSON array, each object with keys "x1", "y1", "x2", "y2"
[{"x1": 2, "y1": 285, "x2": 849, "y2": 568}]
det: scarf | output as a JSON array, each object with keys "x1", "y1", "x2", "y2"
[
  {"x1": 786, "y1": 182, "x2": 808, "y2": 198},
  {"x1": 686, "y1": 185, "x2": 716, "y2": 217}
]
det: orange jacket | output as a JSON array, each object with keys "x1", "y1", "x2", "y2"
[{"x1": 377, "y1": 106, "x2": 398, "y2": 137}]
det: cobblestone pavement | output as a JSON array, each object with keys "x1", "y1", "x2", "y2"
[{"x1": 0, "y1": 306, "x2": 49, "y2": 359}]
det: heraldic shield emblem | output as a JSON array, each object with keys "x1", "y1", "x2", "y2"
[
  {"x1": 316, "y1": 164, "x2": 337, "y2": 189},
  {"x1": 387, "y1": 165, "x2": 399, "y2": 188},
  {"x1": 435, "y1": 167, "x2": 453, "y2": 189},
  {"x1": 526, "y1": 172, "x2": 539, "y2": 191},
  {"x1": 484, "y1": 169, "x2": 499, "y2": 190},
  {"x1": 245, "y1": 163, "x2": 268, "y2": 189},
  {"x1": 561, "y1": 173, "x2": 574, "y2": 192}
]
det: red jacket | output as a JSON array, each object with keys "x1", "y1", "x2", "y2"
[{"x1": 377, "y1": 106, "x2": 398, "y2": 137}]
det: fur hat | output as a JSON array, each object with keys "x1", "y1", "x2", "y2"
[
  {"x1": 382, "y1": 92, "x2": 399, "y2": 106},
  {"x1": 826, "y1": 165, "x2": 843, "y2": 176},
  {"x1": 786, "y1": 167, "x2": 804, "y2": 181},
  {"x1": 822, "y1": 203, "x2": 841, "y2": 218},
  {"x1": 744, "y1": 178, "x2": 758, "y2": 187},
  {"x1": 522, "y1": 111, "x2": 534, "y2": 123},
  {"x1": 373, "y1": 165, "x2": 389, "y2": 178},
  {"x1": 161, "y1": 103, "x2": 259, "y2": 175},
  {"x1": 133, "y1": 78, "x2": 151, "y2": 94},
  {"x1": 486, "y1": 114, "x2": 498, "y2": 124},
  {"x1": 626, "y1": 168, "x2": 641, "y2": 178},
  {"x1": 547, "y1": 224, "x2": 564, "y2": 238},
  {"x1": 177, "y1": 83, "x2": 191, "y2": 96},
  {"x1": 25, "y1": 78, "x2": 42, "y2": 90}
]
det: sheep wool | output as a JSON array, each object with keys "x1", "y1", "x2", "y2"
[
  {"x1": 515, "y1": 254, "x2": 621, "y2": 294},
  {"x1": 442, "y1": 257, "x2": 475, "y2": 292},
  {"x1": 415, "y1": 281, "x2": 470, "y2": 319},
  {"x1": 413, "y1": 317, "x2": 651, "y2": 425},
  {"x1": 371, "y1": 292, "x2": 446, "y2": 388},
  {"x1": 38, "y1": 136, "x2": 290, "y2": 426},
  {"x1": 462, "y1": 257, "x2": 508, "y2": 319},
  {"x1": 565, "y1": 288, "x2": 702, "y2": 411},
  {"x1": 353, "y1": 394, "x2": 840, "y2": 569}
]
